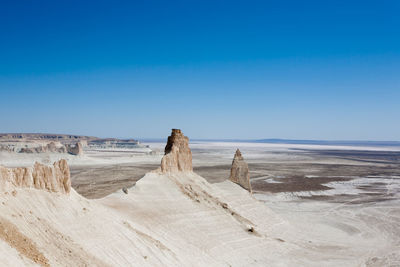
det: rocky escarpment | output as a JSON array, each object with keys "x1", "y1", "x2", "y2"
[
  {"x1": 66, "y1": 142, "x2": 84, "y2": 156},
  {"x1": 17, "y1": 141, "x2": 84, "y2": 156},
  {"x1": 0, "y1": 133, "x2": 144, "y2": 153},
  {"x1": 19, "y1": 142, "x2": 67, "y2": 154},
  {"x1": 0, "y1": 133, "x2": 95, "y2": 141},
  {"x1": 161, "y1": 129, "x2": 193, "y2": 173},
  {"x1": 0, "y1": 159, "x2": 71, "y2": 193},
  {"x1": 229, "y1": 149, "x2": 252, "y2": 192}
]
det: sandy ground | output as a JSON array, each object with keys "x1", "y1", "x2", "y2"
[{"x1": 1, "y1": 141, "x2": 400, "y2": 265}]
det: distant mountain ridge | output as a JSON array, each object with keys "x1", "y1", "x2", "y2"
[
  {"x1": 255, "y1": 139, "x2": 400, "y2": 147},
  {"x1": 181, "y1": 138, "x2": 400, "y2": 147}
]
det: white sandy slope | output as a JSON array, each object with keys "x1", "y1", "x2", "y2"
[
  {"x1": 0, "y1": 171, "x2": 290, "y2": 266},
  {"x1": 1, "y1": 170, "x2": 398, "y2": 266},
  {"x1": 100, "y1": 172, "x2": 294, "y2": 266}
]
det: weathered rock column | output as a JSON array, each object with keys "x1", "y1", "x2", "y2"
[{"x1": 161, "y1": 129, "x2": 193, "y2": 173}]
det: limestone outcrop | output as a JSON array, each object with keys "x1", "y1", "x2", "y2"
[
  {"x1": 46, "y1": 142, "x2": 67, "y2": 153},
  {"x1": 18, "y1": 141, "x2": 84, "y2": 156},
  {"x1": 229, "y1": 149, "x2": 252, "y2": 192},
  {"x1": 0, "y1": 159, "x2": 71, "y2": 193},
  {"x1": 161, "y1": 129, "x2": 193, "y2": 173},
  {"x1": 19, "y1": 142, "x2": 67, "y2": 154},
  {"x1": 66, "y1": 142, "x2": 83, "y2": 156}
]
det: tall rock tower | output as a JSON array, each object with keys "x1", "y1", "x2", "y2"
[{"x1": 161, "y1": 129, "x2": 193, "y2": 173}]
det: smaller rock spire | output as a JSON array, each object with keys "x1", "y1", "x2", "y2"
[{"x1": 229, "y1": 149, "x2": 252, "y2": 192}]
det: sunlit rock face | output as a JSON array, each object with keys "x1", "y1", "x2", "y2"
[
  {"x1": 0, "y1": 159, "x2": 71, "y2": 193},
  {"x1": 161, "y1": 129, "x2": 193, "y2": 173},
  {"x1": 229, "y1": 149, "x2": 252, "y2": 192}
]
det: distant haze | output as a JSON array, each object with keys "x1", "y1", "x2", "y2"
[{"x1": 0, "y1": 1, "x2": 399, "y2": 141}]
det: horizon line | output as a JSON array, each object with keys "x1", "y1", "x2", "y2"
[{"x1": 1, "y1": 132, "x2": 399, "y2": 144}]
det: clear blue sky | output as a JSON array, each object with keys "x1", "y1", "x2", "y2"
[{"x1": 0, "y1": 0, "x2": 399, "y2": 140}]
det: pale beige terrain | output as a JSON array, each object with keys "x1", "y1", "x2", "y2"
[{"x1": 0, "y1": 134, "x2": 399, "y2": 266}]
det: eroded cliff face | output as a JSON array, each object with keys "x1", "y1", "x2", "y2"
[
  {"x1": 0, "y1": 159, "x2": 71, "y2": 193},
  {"x1": 161, "y1": 129, "x2": 193, "y2": 173},
  {"x1": 229, "y1": 149, "x2": 252, "y2": 192},
  {"x1": 19, "y1": 142, "x2": 67, "y2": 154}
]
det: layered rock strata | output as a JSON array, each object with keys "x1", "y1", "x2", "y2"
[
  {"x1": 19, "y1": 142, "x2": 67, "y2": 154},
  {"x1": 229, "y1": 149, "x2": 252, "y2": 192},
  {"x1": 17, "y1": 141, "x2": 84, "y2": 156},
  {"x1": 0, "y1": 159, "x2": 71, "y2": 193},
  {"x1": 161, "y1": 129, "x2": 193, "y2": 173}
]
